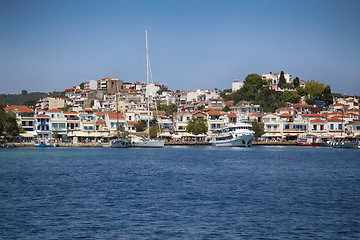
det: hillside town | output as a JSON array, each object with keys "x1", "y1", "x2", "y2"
[{"x1": 3, "y1": 73, "x2": 360, "y2": 145}]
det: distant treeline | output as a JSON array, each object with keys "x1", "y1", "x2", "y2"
[{"x1": 0, "y1": 90, "x2": 64, "y2": 106}]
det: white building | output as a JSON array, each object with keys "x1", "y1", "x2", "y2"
[
  {"x1": 262, "y1": 72, "x2": 292, "y2": 85},
  {"x1": 84, "y1": 80, "x2": 97, "y2": 90},
  {"x1": 232, "y1": 79, "x2": 243, "y2": 92}
]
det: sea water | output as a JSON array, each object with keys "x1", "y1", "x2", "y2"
[{"x1": 0, "y1": 146, "x2": 360, "y2": 239}]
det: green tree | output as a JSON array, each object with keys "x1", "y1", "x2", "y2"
[
  {"x1": 186, "y1": 118, "x2": 208, "y2": 135},
  {"x1": 293, "y1": 77, "x2": 300, "y2": 88},
  {"x1": 149, "y1": 125, "x2": 163, "y2": 138},
  {"x1": 0, "y1": 103, "x2": 19, "y2": 138},
  {"x1": 21, "y1": 90, "x2": 28, "y2": 95},
  {"x1": 278, "y1": 71, "x2": 286, "y2": 88},
  {"x1": 135, "y1": 120, "x2": 146, "y2": 132},
  {"x1": 223, "y1": 105, "x2": 231, "y2": 112},
  {"x1": 282, "y1": 91, "x2": 301, "y2": 103},
  {"x1": 23, "y1": 98, "x2": 37, "y2": 108},
  {"x1": 79, "y1": 82, "x2": 84, "y2": 89},
  {"x1": 197, "y1": 105, "x2": 205, "y2": 110},
  {"x1": 157, "y1": 103, "x2": 178, "y2": 117},
  {"x1": 117, "y1": 124, "x2": 129, "y2": 138},
  {"x1": 305, "y1": 80, "x2": 324, "y2": 99},
  {"x1": 296, "y1": 86, "x2": 306, "y2": 96},
  {"x1": 321, "y1": 85, "x2": 333, "y2": 107},
  {"x1": 251, "y1": 120, "x2": 264, "y2": 138}
]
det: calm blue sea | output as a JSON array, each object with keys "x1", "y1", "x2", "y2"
[{"x1": 0, "y1": 146, "x2": 360, "y2": 239}]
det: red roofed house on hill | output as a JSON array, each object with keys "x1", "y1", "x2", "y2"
[{"x1": 5, "y1": 105, "x2": 35, "y2": 133}]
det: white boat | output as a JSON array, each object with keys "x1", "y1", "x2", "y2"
[
  {"x1": 128, "y1": 30, "x2": 165, "y2": 148},
  {"x1": 330, "y1": 137, "x2": 359, "y2": 149},
  {"x1": 128, "y1": 135, "x2": 165, "y2": 148},
  {"x1": 210, "y1": 122, "x2": 255, "y2": 147},
  {"x1": 46, "y1": 138, "x2": 59, "y2": 147},
  {"x1": 109, "y1": 139, "x2": 129, "y2": 148}
]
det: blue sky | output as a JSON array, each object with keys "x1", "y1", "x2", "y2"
[{"x1": 1, "y1": 0, "x2": 359, "y2": 95}]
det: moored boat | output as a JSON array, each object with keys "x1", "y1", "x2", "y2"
[
  {"x1": 210, "y1": 122, "x2": 254, "y2": 147},
  {"x1": 128, "y1": 135, "x2": 165, "y2": 148},
  {"x1": 330, "y1": 137, "x2": 359, "y2": 149},
  {"x1": 110, "y1": 139, "x2": 129, "y2": 148},
  {"x1": 34, "y1": 139, "x2": 47, "y2": 147}
]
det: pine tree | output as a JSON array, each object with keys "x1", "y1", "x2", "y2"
[{"x1": 278, "y1": 71, "x2": 286, "y2": 88}]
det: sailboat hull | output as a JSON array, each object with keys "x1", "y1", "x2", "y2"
[{"x1": 129, "y1": 139, "x2": 165, "y2": 148}]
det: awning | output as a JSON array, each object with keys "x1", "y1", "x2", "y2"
[
  {"x1": 68, "y1": 131, "x2": 109, "y2": 137},
  {"x1": 20, "y1": 132, "x2": 35, "y2": 138},
  {"x1": 159, "y1": 132, "x2": 172, "y2": 137},
  {"x1": 264, "y1": 132, "x2": 282, "y2": 137}
]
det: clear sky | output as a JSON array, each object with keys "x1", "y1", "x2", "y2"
[{"x1": 1, "y1": 0, "x2": 359, "y2": 95}]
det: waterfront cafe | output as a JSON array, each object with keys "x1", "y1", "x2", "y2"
[{"x1": 67, "y1": 131, "x2": 110, "y2": 143}]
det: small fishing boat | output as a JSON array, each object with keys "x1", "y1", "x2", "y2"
[{"x1": 34, "y1": 139, "x2": 47, "y2": 147}]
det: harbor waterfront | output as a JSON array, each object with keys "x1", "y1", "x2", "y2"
[
  {"x1": 1, "y1": 147, "x2": 360, "y2": 239},
  {"x1": 5, "y1": 141, "x2": 299, "y2": 148}
]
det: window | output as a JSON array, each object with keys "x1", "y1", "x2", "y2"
[
  {"x1": 357, "y1": 126, "x2": 360, "y2": 131},
  {"x1": 267, "y1": 125, "x2": 272, "y2": 131},
  {"x1": 211, "y1": 124, "x2": 216, "y2": 129},
  {"x1": 285, "y1": 125, "x2": 290, "y2": 129},
  {"x1": 51, "y1": 114, "x2": 54, "y2": 118},
  {"x1": 274, "y1": 125, "x2": 278, "y2": 131},
  {"x1": 330, "y1": 124, "x2": 334, "y2": 130},
  {"x1": 217, "y1": 124, "x2": 221, "y2": 128},
  {"x1": 339, "y1": 124, "x2": 342, "y2": 130},
  {"x1": 313, "y1": 125, "x2": 317, "y2": 130}
]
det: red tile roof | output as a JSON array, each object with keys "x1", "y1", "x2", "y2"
[
  {"x1": 279, "y1": 113, "x2": 294, "y2": 117},
  {"x1": 327, "y1": 117, "x2": 343, "y2": 122},
  {"x1": 108, "y1": 113, "x2": 125, "y2": 119},
  {"x1": 208, "y1": 109, "x2": 221, "y2": 116},
  {"x1": 127, "y1": 121, "x2": 137, "y2": 125},
  {"x1": 37, "y1": 114, "x2": 50, "y2": 118},
  {"x1": 310, "y1": 118, "x2": 326, "y2": 123},
  {"x1": 5, "y1": 105, "x2": 34, "y2": 113},
  {"x1": 293, "y1": 103, "x2": 314, "y2": 108},
  {"x1": 47, "y1": 108, "x2": 62, "y2": 112},
  {"x1": 301, "y1": 114, "x2": 321, "y2": 117}
]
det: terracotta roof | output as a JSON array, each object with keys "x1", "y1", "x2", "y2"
[
  {"x1": 47, "y1": 108, "x2": 62, "y2": 112},
  {"x1": 65, "y1": 87, "x2": 75, "y2": 91},
  {"x1": 293, "y1": 103, "x2": 314, "y2": 108},
  {"x1": 279, "y1": 113, "x2": 294, "y2": 117},
  {"x1": 310, "y1": 118, "x2": 326, "y2": 123},
  {"x1": 327, "y1": 117, "x2": 343, "y2": 122},
  {"x1": 208, "y1": 109, "x2": 221, "y2": 116},
  {"x1": 96, "y1": 112, "x2": 106, "y2": 116},
  {"x1": 96, "y1": 120, "x2": 106, "y2": 125},
  {"x1": 228, "y1": 112, "x2": 237, "y2": 118},
  {"x1": 108, "y1": 113, "x2": 125, "y2": 119},
  {"x1": 275, "y1": 107, "x2": 295, "y2": 112},
  {"x1": 153, "y1": 110, "x2": 166, "y2": 116},
  {"x1": 37, "y1": 114, "x2": 49, "y2": 118},
  {"x1": 5, "y1": 105, "x2": 34, "y2": 113},
  {"x1": 331, "y1": 103, "x2": 347, "y2": 107},
  {"x1": 301, "y1": 114, "x2": 321, "y2": 117},
  {"x1": 127, "y1": 121, "x2": 137, "y2": 125},
  {"x1": 63, "y1": 112, "x2": 78, "y2": 115},
  {"x1": 192, "y1": 112, "x2": 207, "y2": 117}
]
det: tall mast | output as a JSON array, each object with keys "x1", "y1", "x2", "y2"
[
  {"x1": 146, "y1": 30, "x2": 150, "y2": 139},
  {"x1": 116, "y1": 82, "x2": 119, "y2": 137}
]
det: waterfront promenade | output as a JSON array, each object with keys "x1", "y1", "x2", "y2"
[{"x1": 5, "y1": 141, "x2": 297, "y2": 148}]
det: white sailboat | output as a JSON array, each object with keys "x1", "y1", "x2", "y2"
[{"x1": 129, "y1": 30, "x2": 165, "y2": 148}]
